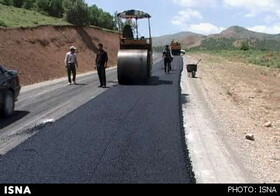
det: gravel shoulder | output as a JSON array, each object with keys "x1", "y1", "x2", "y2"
[{"x1": 181, "y1": 53, "x2": 280, "y2": 183}]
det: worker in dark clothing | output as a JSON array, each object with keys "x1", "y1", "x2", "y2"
[
  {"x1": 95, "y1": 43, "x2": 108, "y2": 88},
  {"x1": 123, "y1": 24, "x2": 134, "y2": 39},
  {"x1": 162, "y1": 45, "x2": 172, "y2": 74}
]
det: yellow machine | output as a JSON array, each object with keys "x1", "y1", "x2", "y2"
[
  {"x1": 117, "y1": 10, "x2": 153, "y2": 84},
  {"x1": 170, "y1": 41, "x2": 182, "y2": 56}
]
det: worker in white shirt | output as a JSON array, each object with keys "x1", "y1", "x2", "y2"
[{"x1": 65, "y1": 46, "x2": 79, "y2": 85}]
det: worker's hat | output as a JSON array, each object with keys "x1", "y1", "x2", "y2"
[{"x1": 70, "y1": 46, "x2": 77, "y2": 50}]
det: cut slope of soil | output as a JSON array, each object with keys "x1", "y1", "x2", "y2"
[{"x1": 0, "y1": 25, "x2": 119, "y2": 85}]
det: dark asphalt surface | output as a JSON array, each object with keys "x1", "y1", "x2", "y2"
[{"x1": 0, "y1": 56, "x2": 195, "y2": 183}]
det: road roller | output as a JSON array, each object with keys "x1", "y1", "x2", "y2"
[{"x1": 117, "y1": 10, "x2": 153, "y2": 84}]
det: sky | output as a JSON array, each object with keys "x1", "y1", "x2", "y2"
[{"x1": 85, "y1": 0, "x2": 280, "y2": 36}]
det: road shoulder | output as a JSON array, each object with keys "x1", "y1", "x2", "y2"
[{"x1": 181, "y1": 55, "x2": 252, "y2": 183}]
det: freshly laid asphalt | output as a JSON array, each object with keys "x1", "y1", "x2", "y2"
[{"x1": 0, "y1": 56, "x2": 195, "y2": 183}]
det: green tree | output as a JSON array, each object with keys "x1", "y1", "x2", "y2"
[
  {"x1": 22, "y1": 0, "x2": 36, "y2": 9},
  {"x1": 64, "y1": 0, "x2": 90, "y2": 26},
  {"x1": 13, "y1": 0, "x2": 24, "y2": 7},
  {"x1": 48, "y1": 0, "x2": 63, "y2": 18},
  {"x1": 34, "y1": 0, "x2": 64, "y2": 17},
  {"x1": 36, "y1": 0, "x2": 49, "y2": 14},
  {"x1": 0, "y1": 0, "x2": 13, "y2": 6},
  {"x1": 88, "y1": 5, "x2": 101, "y2": 26},
  {"x1": 88, "y1": 4, "x2": 116, "y2": 29},
  {"x1": 98, "y1": 12, "x2": 114, "y2": 29}
]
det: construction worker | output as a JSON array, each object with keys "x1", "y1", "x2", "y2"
[
  {"x1": 162, "y1": 45, "x2": 172, "y2": 74},
  {"x1": 95, "y1": 43, "x2": 108, "y2": 88},
  {"x1": 65, "y1": 46, "x2": 79, "y2": 85}
]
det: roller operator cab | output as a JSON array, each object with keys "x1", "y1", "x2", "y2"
[{"x1": 117, "y1": 10, "x2": 153, "y2": 84}]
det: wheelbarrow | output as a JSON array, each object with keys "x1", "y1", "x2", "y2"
[{"x1": 186, "y1": 59, "x2": 202, "y2": 78}]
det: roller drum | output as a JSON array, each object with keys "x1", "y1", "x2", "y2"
[{"x1": 118, "y1": 49, "x2": 151, "y2": 84}]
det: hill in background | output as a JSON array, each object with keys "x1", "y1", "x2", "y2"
[
  {"x1": 153, "y1": 26, "x2": 280, "y2": 51},
  {"x1": 153, "y1": 31, "x2": 206, "y2": 49}
]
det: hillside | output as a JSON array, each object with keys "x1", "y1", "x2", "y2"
[
  {"x1": 153, "y1": 31, "x2": 206, "y2": 49},
  {"x1": 200, "y1": 26, "x2": 280, "y2": 50},
  {"x1": 0, "y1": 25, "x2": 119, "y2": 85},
  {"x1": 153, "y1": 26, "x2": 280, "y2": 51},
  {"x1": 0, "y1": 4, "x2": 120, "y2": 86},
  {"x1": 0, "y1": 4, "x2": 70, "y2": 27},
  {"x1": 210, "y1": 26, "x2": 279, "y2": 40}
]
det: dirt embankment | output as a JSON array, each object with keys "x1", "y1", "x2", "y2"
[
  {"x1": 0, "y1": 25, "x2": 119, "y2": 85},
  {"x1": 187, "y1": 53, "x2": 280, "y2": 182}
]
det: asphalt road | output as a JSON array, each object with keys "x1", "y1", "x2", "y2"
[
  {"x1": 0, "y1": 56, "x2": 194, "y2": 183},
  {"x1": 0, "y1": 68, "x2": 118, "y2": 155}
]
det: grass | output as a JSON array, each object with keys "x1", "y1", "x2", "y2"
[
  {"x1": 0, "y1": 4, "x2": 70, "y2": 28},
  {"x1": 190, "y1": 49, "x2": 280, "y2": 68}
]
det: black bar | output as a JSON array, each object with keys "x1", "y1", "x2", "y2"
[{"x1": 0, "y1": 184, "x2": 279, "y2": 195}]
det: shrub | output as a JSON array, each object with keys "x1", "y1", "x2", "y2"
[{"x1": 240, "y1": 41, "x2": 250, "y2": 51}]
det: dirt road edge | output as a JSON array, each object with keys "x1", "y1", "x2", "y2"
[{"x1": 181, "y1": 55, "x2": 252, "y2": 183}]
